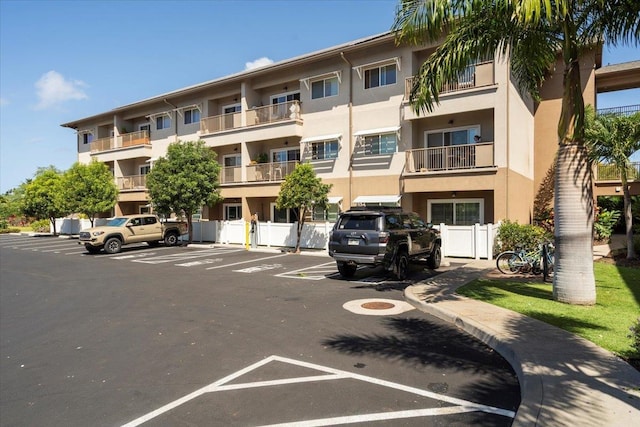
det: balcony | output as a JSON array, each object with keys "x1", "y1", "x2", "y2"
[
  {"x1": 90, "y1": 130, "x2": 150, "y2": 153},
  {"x1": 220, "y1": 161, "x2": 299, "y2": 184},
  {"x1": 404, "y1": 142, "x2": 495, "y2": 173},
  {"x1": 594, "y1": 162, "x2": 640, "y2": 182},
  {"x1": 597, "y1": 104, "x2": 640, "y2": 116},
  {"x1": 404, "y1": 61, "x2": 495, "y2": 99},
  {"x1": 201, "y1": 101, "x2": 302, "y2": 135},
  {"x1": 117, "y1": 174, "x2": 147, "y2": 191}
]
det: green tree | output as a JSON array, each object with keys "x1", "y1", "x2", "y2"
[
  {"x1": 393, "y1": 0, "x2": 639, "y2": 305},
  {"x1": 585, "y1": 105, "x2": 640, "y2": 259},
  {"x1": 21, "y1": 167, "x2": 67, "y2": 235},
  {"x1": 64, "y1": 161, "x2": 118, "y2": 227},
  {"x1": 0, "y1": 184, "x2": 27, "y2": 225},
  {"x1": 276, "y1": 163, "x2": 332, "y2": 253},
  {"x1": 146, "y1": 140, "x2": 222, "y2": 242}
]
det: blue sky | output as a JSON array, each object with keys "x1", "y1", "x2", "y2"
[{"x1": 1, "y1": 0, "x2": 638, "y2": 193}]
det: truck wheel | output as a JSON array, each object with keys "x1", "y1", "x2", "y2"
[
  {"x1": 395, "y1": 250, "x2": 409, "y2": 280},
  {"x1": 85, "y1": 244, "x2": 101, "y2": 254},
  {"x1": 427, "y1": 243, "x2": 441, "y2": 269},
  {"x1": 104, "y1": 237, "x2": 122, "y2": 254},
  {"x1": 337, "y1": 262, "x2": 357, "y2": 278},
  {"x1": 164, "y1": 232, "x2": 179, "y2": 246}
]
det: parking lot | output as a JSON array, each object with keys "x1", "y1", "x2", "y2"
[{"x1": 0, "y1": 234, "x2": 519, "y2": 426}]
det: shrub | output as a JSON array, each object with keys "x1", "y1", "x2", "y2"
[
  {"x1": 0, "y1": 219, "x2": 7, "y2": 230},
  {"x1": 629, "y1": 318, "x2": 640, "y2": 356},
  {"x1": 30, "y1": 219, "x2": 50, "y2": 232},
  {"x1": 594, "y1": 208, "x2": 621, "y2": 242},
  {"x1": 495, "y1": 220, "x2": 551, "y2": 253}
]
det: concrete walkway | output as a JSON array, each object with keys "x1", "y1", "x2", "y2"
[{"x1": 404, "y1": 259, "x2": 640, "y2": 426}]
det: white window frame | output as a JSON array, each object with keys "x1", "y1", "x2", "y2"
[
  {"x1": 82, "y1": 133, "x2": 93, "y2": 145},
  {"x1": 363, "y1": 63, "x2": 397, "y2": 89},
  {"x1": 222, "y1": 153, "x2": 242, "y2": 167},
  {"x1": 222, "y1": 103, "x2": 241, "y2": 114},
  {"x1": 223, "y1": 203, "x2": 242, "y2": 221},
  {"x1": 310, "y1": 139, "x2": 339, "y2": 160},
  {"x1": 312, "y1": 203, "x2": 340, "y2": 221},
  {"x1": 138, "y1": 123, "x2": 151, "y2": 133},
  {"x1": 183, "y1": 108, "x2": 201, "y2": 125},
  {"x1": 425, "y1": 125, "x2": 481, "y2": 148},
  {"x1": 270, "y1": 202, "x2": 297, "y2": 223},
  {"x1": 311, "y1": 76, "x2": 339, "y2": 99},
  {"x1": 270, "y1": 147, "x2": 300, "y2": 164},
  {"x1": 156, "y1": 115, "x2": 171, "y2": 130},
  {"x1": 427, "y1": 198, "x2": 484, "y2": 225},
  {"x1": 139, "y1": 165, "x2": 151, "y2": 175},
  {"x1": 270, "y1": 91, "x2": 300, "y2": 105},
  {"x1": 362, "y1": 132, "x2": 398, "y2": 155}
]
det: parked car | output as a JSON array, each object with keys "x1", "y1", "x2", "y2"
[
  {"x1": 79, "y1": 214, "x2": 187, "y2": 254},
  {"x1": 328, "y1": 207, "x2": 441, "y2": 279}
]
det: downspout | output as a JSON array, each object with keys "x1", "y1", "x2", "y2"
[
  {"x1": 340, "y1": 52, "x2": 353, "y2": 208},
  {"x1": 505, "y1": 58, "x2": 510, "y2": 220}
]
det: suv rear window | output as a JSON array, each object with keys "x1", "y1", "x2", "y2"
[{"x1": 337, "y1": 214, "x2": 380, "y2": 230}]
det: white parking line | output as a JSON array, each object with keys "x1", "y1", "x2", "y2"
[
  {"x1": 134, "y1": 248, "x2": 244, "y2": 264},
  {"x1": 274, "y1": 261, "x2": 338, "y2": 280},
  {"x1": 120, "y1": 355, "x2": 515, "y2": 427},
  {"x1": 205, "y1": 254, "x2": 287, "y2": 270}
]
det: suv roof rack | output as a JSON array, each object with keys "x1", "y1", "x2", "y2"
[{"x1": 346, "y1": 206, "x2": 403, "y2": 212}]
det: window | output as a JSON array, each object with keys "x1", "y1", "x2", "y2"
[
  {"x1": 271, "y1": 203, "x2": 299, "y2": 223},
  {"x1": 184, "y1": 108, "x2": 200, "y2": 125},
  {"x1": 143, "y1": 216, "x2": 157, "y2": 225},
  {"x1": 364, "y1": 133, "x2": 397, "y2": 155},
  {"x1": 82, "y1": 133, "x2": 93, "y2": 145},
  {"x1": 311, "y1": 139, "x2": 339, "y2": 160},
  {"x1": 223, "y1": 104, "x2": 241, "y2": 114},
  {"x1": 428, "y1": 199, "x2": 484, "y2": 225},
  {"x1": 312, "y1": 203, "x2": 340, "y2": 221},
  {"x1": 156, "y1": 115, "x2": 171, "y2": 130},
  {"x1": 311, "y1": 77, "x2": 338, "y2": 99},
  {"x1": 139, "y1": 124, "x2": 151, "y2": 133},
  {"x1": 139, "y1": 165, "x2": 150, "y2": 175},
  {"x1": 272, "y1": 148, "x2": 300, "y2": 163},
  {"x1": 426, "y1": 126, "x2": 481, "y2": 147},
  {"x1": 224, "y1": 204, "x2": 242, "y2": 220},
  {"x1": 364, "y1": 64, "x2": 396, "y2": 89}
]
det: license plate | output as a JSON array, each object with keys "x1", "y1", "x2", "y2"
[{"x1": 348, "y1": 239, "x2": 359, "y2": 246}]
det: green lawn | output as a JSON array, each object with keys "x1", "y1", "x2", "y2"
[{"x1": 457, "y1": 263, "x2": 640, "y2": 360}]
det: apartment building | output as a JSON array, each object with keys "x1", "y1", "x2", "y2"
[{"x1": 62, "y1": 32, "x2": 634, "y2": 226}]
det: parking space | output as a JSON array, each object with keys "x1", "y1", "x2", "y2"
[{"x1": 1, "y1": 234, "x2": 519, "y2": 426}]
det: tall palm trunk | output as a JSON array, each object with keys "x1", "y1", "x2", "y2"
[
  {"x1": 553, "y1": 12, "x2": 596, "y2": 305},
  {"x1": 622, "y1": 177, "x2": 636, "y2": 259}
]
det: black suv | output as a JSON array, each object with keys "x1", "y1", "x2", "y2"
[{"x1": 328, "y1": 207, "x2": 441, "y2": 279}]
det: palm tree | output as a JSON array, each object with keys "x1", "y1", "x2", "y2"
[
  {"x1": 585, "y1": 106, "x2": 640, "y2": 259},
  {"x1": 393, "y1": 0, "x2": 639, "y2": 305}
]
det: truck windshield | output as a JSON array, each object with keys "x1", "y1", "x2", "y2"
[{"x1": 106, "y1": 217, "x2": 129, "y2": 227}]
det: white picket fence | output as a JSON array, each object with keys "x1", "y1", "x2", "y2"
[{"x1": 53, "y1": 217, "x2": 498, "y2": 259}]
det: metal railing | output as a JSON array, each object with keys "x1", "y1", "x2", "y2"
[
  {"x1": 404, "y1": 61, "x2": 494, "y2": 98},
  {"x1": 220, "y1": 166, "x2": 242, "y2": 184},
  {"x1": 594, "y1": 162, "x2": 640, "y2": 182},
  {"x1": 405, "y1": 142, "x2": 495, "y2": 172},
  {"x1": 246, "y1": 160, "x2": 299, "y2": 182},
  {"x1": 90, "y1": 131, "x2": 150, "y2": 153},
  {"x1": 597, "y1": 104, "x2": 640, "y2": 117},
  {"x1": 201, "y1": 101, "x2": 302, "y2": 135},
  {"x1": 117, "y1": 174, "x2": 147, "y2": 190}
]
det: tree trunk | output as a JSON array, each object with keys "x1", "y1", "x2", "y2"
[
  {"x1": 553, "y1": 15, "x2": 596, "y2": 305},
  {"x1": 185, "y1": 210, "x2": 193, "y2": 243},
  {"x1": 50, "y1": 216, "x2": 57, "y2": 236},
  {"x1": 622, "y1": 179, "x2": 636, "y2": 259},
  {"x1": 553, "y1": 145, "x2": 595, "y2": 304}
]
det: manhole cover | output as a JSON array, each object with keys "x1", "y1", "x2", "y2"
[{"x1": 361, "y1": 301, "x2": 395, "y2": 310}]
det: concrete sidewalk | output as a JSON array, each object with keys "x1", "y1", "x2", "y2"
[{"x1": 404, "y1": 260, "x2": 640, "y2": 427}]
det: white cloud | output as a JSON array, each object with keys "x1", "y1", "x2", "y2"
[
  {"x1": 34, "y1": 70, "x2": 88, "y2": 109},
  {"x1": 245, "y1": 57, "x2": 274, "y2": 71}
]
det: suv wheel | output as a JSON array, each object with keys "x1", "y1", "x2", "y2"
[
  {"x1": 395, "y1": 250, "x2": 409, "y2": 280},
  {"x1": 427, "y1": 243, "x2": 441, "y2": 269},
  {"x1": 337, "y1": 262, "x2": 357, "y2": 278},
  {"x1": 104, "y1": 237, "x2": 122, "y2": 254}
]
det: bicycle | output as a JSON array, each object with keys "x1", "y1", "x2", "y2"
[{"x1": 496, "y1": 242, "x2": 554, "y2": 281}]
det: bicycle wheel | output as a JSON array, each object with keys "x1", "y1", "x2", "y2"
[{"x1": 496, "y1": 252, "x2": 524, "y2": 274}]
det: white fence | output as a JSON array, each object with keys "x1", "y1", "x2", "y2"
[{"x1": 54, "y1": 217, "x2": 498, "y2": 259}]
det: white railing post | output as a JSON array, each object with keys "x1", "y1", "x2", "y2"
[
  {"x1": 474, "y1": 223, "x2": 481, "y2": 260},
  {"x1": 267, "y1": 221, "x2": 272, "y2": 248},
  {"x1": 439, "y1": 223, "x2": 447, "y2": 257}
]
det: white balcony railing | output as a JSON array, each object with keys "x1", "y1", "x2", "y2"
[
  {"x1": 405, "y1": 143, "x2": 495, "y2": 173},
  {"x1": 117, "y1": 174, "x2": 147, "y2": 190},
  {"x1": 201, "y1": 101, "x2": 302, "y2": 135}
]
